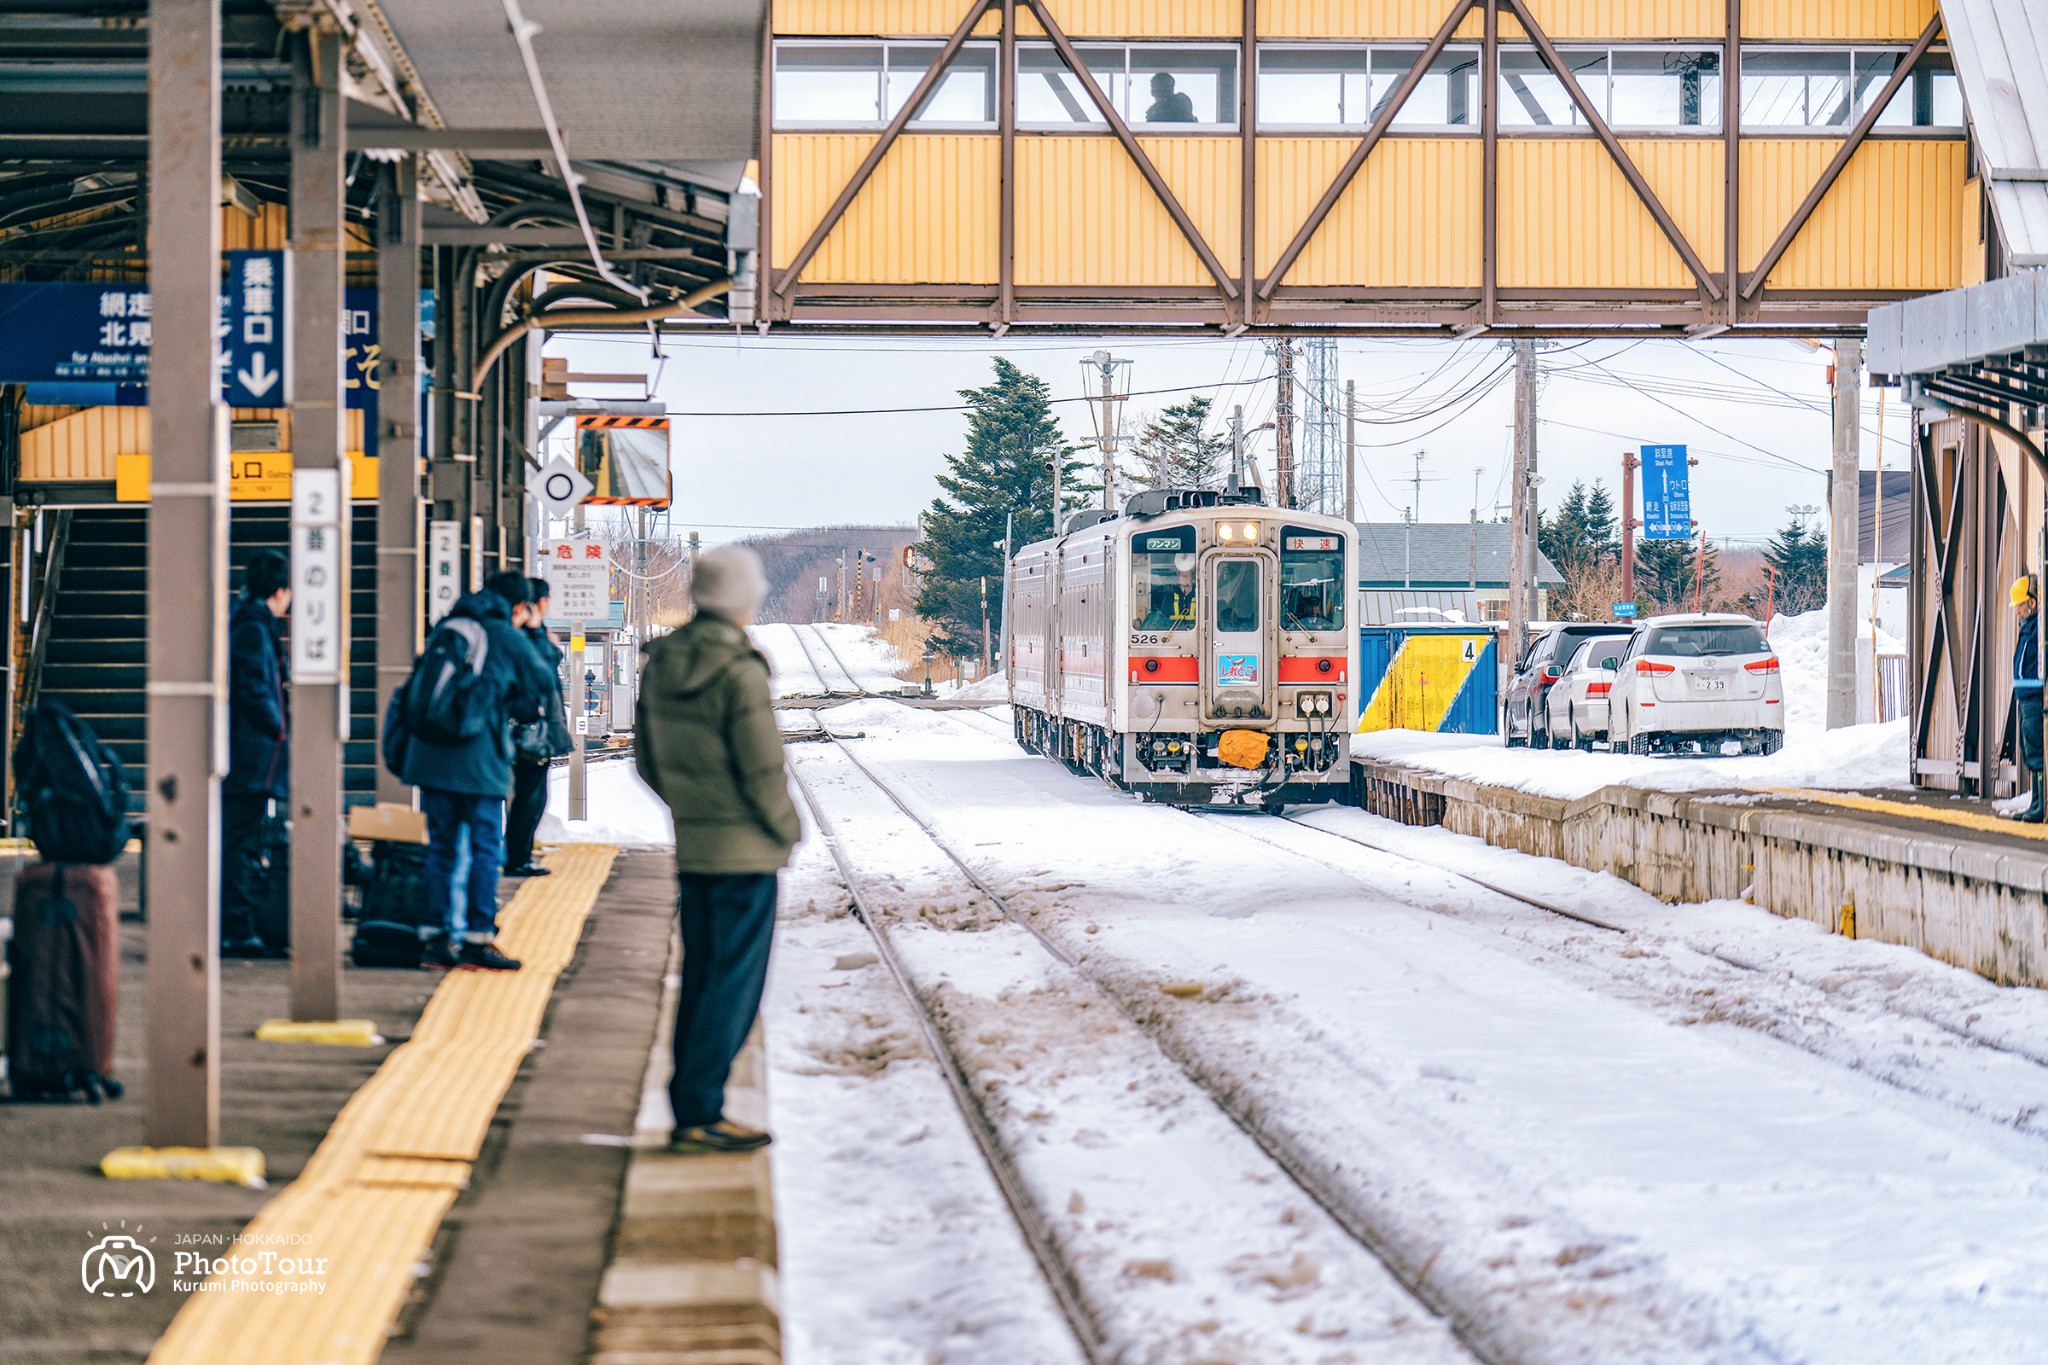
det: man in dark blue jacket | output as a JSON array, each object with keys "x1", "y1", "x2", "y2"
[
  {"x1": 504, "y1": 575, "x2": 571, "y2": 877},
  {"x1": 222, "y1": 549, "x2": 291, "y2": 955},
  {"x1": 2015, "y1": 574, "x2": 2042, "y2": 823},
  {"x1": 401, "y1": 572, "x2": 548, "y2": 969}
]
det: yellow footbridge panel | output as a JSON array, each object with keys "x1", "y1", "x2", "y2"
[{"x1": 148, "y1": 842, "x2": 620, "y2": 1365}]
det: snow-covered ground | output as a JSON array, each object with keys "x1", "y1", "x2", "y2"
[
  {"x1": 749, "y1": 622, "x2": 826, "y2": 698},
  {"x1": 1357, "y1": 609, "x2": 1912, "y2": 798},
  {"x1": 538, "y1": 755, "x2": 672, "y2": 847},
  {"x1": 774, "y1": 700, "x2": 2048, "y2": 1364},
  {"x1": 811, "y1": 622, "x2": 907, "y2": 692}
]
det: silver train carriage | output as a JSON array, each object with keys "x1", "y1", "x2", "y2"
[{"x1": 1005, "y1": 487, "x2": 1357, "y2": 808}]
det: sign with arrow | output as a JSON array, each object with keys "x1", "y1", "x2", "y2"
[
  {"x1": 527, "y1": 455, "x2": 594, "y2": 520},
  {"x1": 223, "y1": 250, "x2": 292, "y2": 406},
  {"x1": 1640, "y1": 444, "x2": 1693, "y2": 540}
]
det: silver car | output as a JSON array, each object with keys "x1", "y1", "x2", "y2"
[
  {"x1": 1545, "y1": 635, "x2": 1632, "y2": 749},
  {"x1": 1606, "y1": 613, "x2": 1786, "y2": 756}
]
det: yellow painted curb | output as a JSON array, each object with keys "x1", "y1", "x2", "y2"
[
  {"x1": 1756, "y1": 787, "x2": 2048, "y2": 841},
  {"x1": 102, "y1": 1146, "x2": 267, "y2": 1187},
  {"x1": 256, "y1": 1019, "x2": 385, "y2": 1046},
  {"x1": 148, "y1": 842, "x2": 619, "y2": 1365}
]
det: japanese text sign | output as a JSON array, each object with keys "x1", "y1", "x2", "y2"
[
  {"x1": 1641, "y1": 445, "x2": 1693, "y2": 541},
  {"x1": 427, "y1": 521, "x2": 462, "y2": 626},
  {"x1": 222, "y1": 250, "x2": 292, "y2": 406},
  {"x1": 291, "y1": 467, "x2": 346, "y2": 687}
]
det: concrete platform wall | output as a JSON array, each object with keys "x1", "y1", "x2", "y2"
[{"x1": 1355, "y1": 761, "x2": 2048, "y2": 988}]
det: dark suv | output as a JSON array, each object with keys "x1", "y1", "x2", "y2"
[{"x1": 1503, "y1": 623, "x2": 1637, "y2": 748}]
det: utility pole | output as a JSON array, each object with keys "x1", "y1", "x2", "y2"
[
  {"x1": 1230, "y1": 405, "x2": 1244, "y2": 489},
  {"x1": 1083, "y1": 350, "x2": 1130, "y2": 511},
  {"x1": 1827, "y1": 339, "x2": 1862, "y2": 729},
  {"x1": 1471, "y1": 468, "x2": 1482, "y2": 592},
  {"x1": 1344, "y1": 380, "x2": 1357, "y2": 524},
  {"x1": 1508, "y1": 338, "x2": 1537, "y2": 664},
  {"x1": 1273, "y1": 339, "x2": 1295, "y2": 508},
  {"x1": 981, "y1": 576, "x2": 990, "y2": 678},
  {"x1": 1621, "y1": 450, "x2": 1640, "y2": 605},
  {"x1": 568, "y1": 499, "x2": 586, "y2": 821}
]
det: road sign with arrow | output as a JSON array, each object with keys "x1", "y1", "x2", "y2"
[
  {"x1": 528, "y1": 454, "x2": 594, "y2": 520},
  {"x1": 223, "y1": 250, "x2": 292, "y2": 407}
]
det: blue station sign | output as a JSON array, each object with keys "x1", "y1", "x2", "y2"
[
  {"x1": 1641, "y1": 444, "x2": 1693, "y2": 540},
  {"x1": 0, "y1": 276, "x2": 380, "y2": 430}
]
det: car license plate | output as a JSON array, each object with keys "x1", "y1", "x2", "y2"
[{"x1": 1693, "y1": 676, "x2": 1727, "y2": 693}]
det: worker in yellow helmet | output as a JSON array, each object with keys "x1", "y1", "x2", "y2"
[{"x1": 2013, "y1": 574, "x2": 2042, "y2": 822}]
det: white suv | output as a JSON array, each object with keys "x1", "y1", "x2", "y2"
[{"x1": 1606, "y1": 613, "x2": 1785, "y2": 756}]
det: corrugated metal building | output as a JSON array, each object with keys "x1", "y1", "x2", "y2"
[{"x1": 1354, "y1": 521, "x2": 1565, "y2": 624}]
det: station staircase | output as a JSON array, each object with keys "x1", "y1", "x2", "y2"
[{"x1": 22, "y1": 506, "x2": 381, "y2": 820}]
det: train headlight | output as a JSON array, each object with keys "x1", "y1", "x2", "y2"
[
  {"x1": 1218, "y1": 523, "x2": 1235, "y2": 541},
  {"x1": 1241, "y1": 521, "x2": 1260, "y2": 540}
]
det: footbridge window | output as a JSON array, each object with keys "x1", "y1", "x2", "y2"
[
  {"x1": 1498, "y1": 48, "x2": 1723, "y2": 129},
  {"x1": 1741, "y1": 47, "x2": 1960, "y2": 131},
  {"x1": 1017, "y1": 42, "x2": 1238, "y2": 130},
  {"x1": 774, "y1": 40, "x2": 998, "y2": 129},
  {"x1": 1257, "y1": 45, "x2": 1477, "y2": 129}
]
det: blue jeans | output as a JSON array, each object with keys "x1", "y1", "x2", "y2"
[
  {"x1": 668, "y1": 873, "x2": 778, "y2": 1131},
  {"x1": 422, "y1": 788, "x2": 505, "y2": 944}
]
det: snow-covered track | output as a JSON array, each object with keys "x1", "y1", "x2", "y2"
[
  {"x1": 789, "y1": 758, "x2": 1108, "y2": 1365},
  {"x1": 803, "y1": 624, "x2": 872, "y2": 695},
  {"x1": 792, "y1": 738, "x2": 1480, "y2": 1365},
  {"x1": 748, "y1": 623, "x2": 828, "y2": 697},
  {"x1": 790, "y1": 623, "x2": 863, "y2": 696}
]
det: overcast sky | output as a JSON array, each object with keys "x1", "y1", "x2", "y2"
[{"x1": 552, "y1": 330, "x2": 1909, "y2": 553}]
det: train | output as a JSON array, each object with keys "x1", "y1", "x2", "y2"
[{"x1": 1006, "y1": 485, "x2": 1357, "y2": 808}]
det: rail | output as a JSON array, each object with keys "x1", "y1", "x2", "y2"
[
  {"x1": 805, "y1": 727, "x2": 1501, "y2": 1365},
  {"x1": 786, "y1": 760, "x2": 1110, "y2": 1365}
]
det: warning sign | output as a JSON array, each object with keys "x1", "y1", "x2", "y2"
[{"x1": 542, "y1": 540, "x2": 610, "y2": 623}]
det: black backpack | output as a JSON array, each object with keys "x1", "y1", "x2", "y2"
[
  {"x1": 403, "y1": 616, "x2": 494, "y2": 746},
  {"x1": 14, "y1": 703, "x2": 130, "y2": 866}
]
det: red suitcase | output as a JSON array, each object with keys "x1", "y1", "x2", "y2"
[{"x1": 6, "y1": 862, "x2": 122, "y2": 1102}]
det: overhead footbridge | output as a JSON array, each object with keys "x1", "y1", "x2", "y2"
[{"x1": 760, "y1": 0, "x2": 1987, "y2": 335}]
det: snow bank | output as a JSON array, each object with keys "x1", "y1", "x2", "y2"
[
  {"x1": 937, "y1": 668, "x2": 1007, "y2": 702},
  {"x1": 539, "y1": 756, "x2": 674, "y2": 847}
]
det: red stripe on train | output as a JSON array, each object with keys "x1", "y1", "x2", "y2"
[
  {"x1": 1129, "y1": 656, "x2": 1199, "y2": 683},
  {"x1": 1278, "y1": 657, "x2": 1347, "y2": 683}
]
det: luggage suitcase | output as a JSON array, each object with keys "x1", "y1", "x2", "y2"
[
  {"x1": 351, "y1": 840, "x2": 431, "y2": 969},
  {"x1": 6, "y1": 862, "x2": 122, "y2": 1102},
  {"x1": 221, "y1": 800, "x2": 289, "y2": 955}
]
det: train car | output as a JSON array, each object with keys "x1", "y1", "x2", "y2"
[{"x1": 1007, "y1": 485, "x2": 1356, "y2": 808}]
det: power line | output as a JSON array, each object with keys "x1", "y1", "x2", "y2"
[{"x1": 656, "y1": 371, "x2": 1276, "y2": 418}]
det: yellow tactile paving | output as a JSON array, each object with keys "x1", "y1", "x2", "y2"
[
  {"x1": 148, "y1": 842, "x2": 619, "y2": 1365},
  {"x1": 1756, "y1": 787, "x2": 2048, "y2": 841}
]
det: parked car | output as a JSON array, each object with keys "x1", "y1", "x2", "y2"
[
  {"x1": 1546, "y1": 635, "x2": 1632, "y2": 749},
  {"x1": 1606, "y1": 613, "x2": 1785, "y2": 756},
  {"x1": 1503, "y1": 623, "x2": 1636, "y2": 748}
]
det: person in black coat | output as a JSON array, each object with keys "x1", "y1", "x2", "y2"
[
  {"x1": 504, "y1": 575, "x2": 572, "y2": 877},
  {"x1": 399, "y1": 572, "x2": 549, "y2": 970},
  {"x1": 222, "y1": 548, "x2": 291, "y2": 956}
]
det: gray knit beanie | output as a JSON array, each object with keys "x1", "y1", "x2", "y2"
[{"x1": 691, "y1": 545, "x2": 769, "y2": 623}]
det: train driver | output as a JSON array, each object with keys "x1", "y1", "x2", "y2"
[{"x1": 1142, "y1": 553, "x2": 1200, "y2": 631}]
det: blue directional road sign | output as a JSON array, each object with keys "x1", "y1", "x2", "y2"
[
  {"x1": 1613, "y1": 601, "x2": 1638, "y2": 619},
  {"x1": 1641, "y1": 444, "x2": 1693, "y2": 540},
  {"x1": 222, "y1": 250, "x2": 292, "y2": 406}
]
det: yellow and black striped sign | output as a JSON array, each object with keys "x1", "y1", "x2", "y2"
[{"x1": 574, "y1": 415, "x2": 668, "y2": 430}]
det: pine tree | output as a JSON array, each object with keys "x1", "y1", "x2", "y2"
[
  {"x1": 1539, "y1": 479, "x2": 1620, "y2": 576},
  {"x1": 1131, "y1": 394, "x2": 1230, "y2": 492},
  {"x1": 1761, "y1": 519, "x2": 1828, "y2": 615},
  {"x1": 1635, "y1": 535, "x2": 1721, "y2": 613},
  {"x1": 913, "y1": 358, "x2": 1092, "y2": 658}
]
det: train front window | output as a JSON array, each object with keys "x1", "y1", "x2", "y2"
[
  {"x1": 1216, "y1": 560, "x2": 1260, "y2": 633},
  {"x1": 1280, "y1": 530, "x2": 1345, "y2": 632},
  {"x1": 1132, "y1": 527, "x2": 1198, "y2": 630}
]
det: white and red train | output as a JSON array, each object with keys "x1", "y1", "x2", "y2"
[{"x1": 1006, "y1": 487, "x2": 1356, "y2": 807}]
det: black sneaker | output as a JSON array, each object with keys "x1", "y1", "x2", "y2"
[
  {"x1": 505, "y1": 864, "x2": 553, "y2": 878},
  {"x1": 458, "y1": 942, "x2": 522, "y2": 972},
  {"x1": 423, "y1": 935, "x2": 460, "y2": 969}
]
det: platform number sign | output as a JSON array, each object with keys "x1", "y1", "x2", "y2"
[
  {"x1": 427, "y1": 520, "x2": 462, "y2": 625},
  {"x1": 1462, "y1": 637, "x2": 1478, "y2": 662},
  {"x1": 291, "y1": 466, "x2": 346, "y2": 690}
]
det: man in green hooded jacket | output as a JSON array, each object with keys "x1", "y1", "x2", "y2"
[{"x1": 636, "y1": 545, "x2": 798, "y2": 1152}]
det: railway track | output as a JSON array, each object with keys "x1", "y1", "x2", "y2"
[
  {"x1": 787, "y1": 623, "x2": 863, "y2": 696},
  {"x1": 790, "y1": 733, "x2": 1483, "y2": 1365}
]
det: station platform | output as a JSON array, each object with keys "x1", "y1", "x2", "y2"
[
  {"x1": 1, "y1": 845, "x2": 775, "y2": 1365},
  {"x1": 1354, "y1": 754, "x2": 2048, "y2": 989}
]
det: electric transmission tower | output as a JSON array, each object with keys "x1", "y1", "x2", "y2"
[{"x1": 1297, "y1": 338, "x2": 1341, "y2": 515}]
